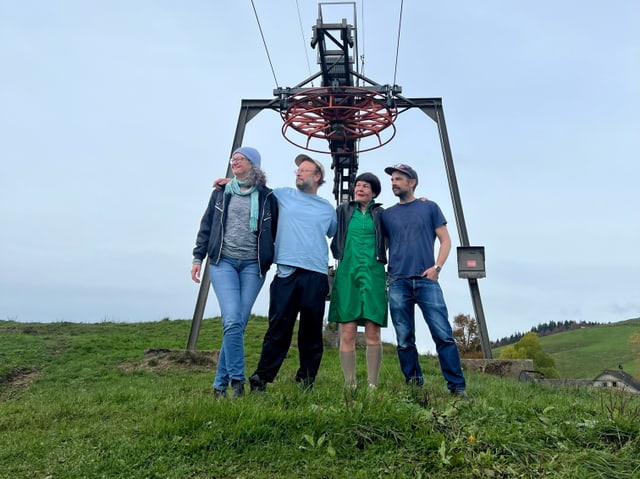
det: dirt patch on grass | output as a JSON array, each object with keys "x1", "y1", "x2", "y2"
[
  {"x1": 0, "y1": 367, "x2": 41, "y2": 399},
  {"x1": 120, "y1": 348, "x2": 220, "y2": 373}
]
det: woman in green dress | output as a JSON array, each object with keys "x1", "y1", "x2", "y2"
[{"x1": 329, "y1": 173, "x2": 387, "y2": 388}]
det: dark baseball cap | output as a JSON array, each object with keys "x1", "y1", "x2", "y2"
[{"x1": 384, "y1": 163, "x2": 418, "y2": 183}]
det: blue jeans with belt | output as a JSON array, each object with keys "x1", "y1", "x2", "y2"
[
  {"x1": 210, "y1": 256, "x2": 266, "y2": 390},
  {"x1": 388, "y1": 277, "x2": 466, "y2": 392}
]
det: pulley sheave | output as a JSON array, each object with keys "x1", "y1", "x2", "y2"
[{"x1": 279, "y1": 86, "x2": 397, "y2": 154}]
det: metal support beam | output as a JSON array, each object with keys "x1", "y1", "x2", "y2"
[
  {"x1": 393, "y1": 97, "x2": 492, "y2": 358},
  {"x1": 186, "y1": 91, "x2": 491, "y2": 358},
  {"x1": 433, "y1": 107, "x2": 492, "y2": 358}
]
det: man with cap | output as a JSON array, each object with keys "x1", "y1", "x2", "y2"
[
  {"x1": 380, "y1": 163, "x2": 468, "y2": 399},
  {"x1": 248, "y1": 153, "x2": 337, "y2": 393},
  {"x1": 191, "y1": 146, "x2": 278, "y2": 398}
]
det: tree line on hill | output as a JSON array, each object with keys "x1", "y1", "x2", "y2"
[{"x1": 490, "y1": 320, "x2": 602, "y2": 348}]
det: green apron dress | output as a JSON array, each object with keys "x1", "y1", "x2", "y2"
[{"x1": 328, "y1": 205, "x2": 388, "y2": 327}]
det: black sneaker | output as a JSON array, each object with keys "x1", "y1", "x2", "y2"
[
  {"x1": 230, "y1": 380, "x2": 245, "y2": 398},
  {"x1": 249, "y1": 374, "x2": 266, "y2": 393},
  {"x1": 213, "y1": 388, "x2": 227, "y2": 399}
]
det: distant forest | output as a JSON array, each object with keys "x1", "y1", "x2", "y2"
[{"x1": 491, "y1": 320, "x2": 603, "y2": 348}]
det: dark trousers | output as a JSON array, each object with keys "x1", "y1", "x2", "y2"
[{"x1": 253, "y1": 269, "x2": 328, "y2": 383}]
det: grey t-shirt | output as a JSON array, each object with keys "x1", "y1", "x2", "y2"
[{"x1": 221, "y1": 194, "x2": 258, "y2": 260}]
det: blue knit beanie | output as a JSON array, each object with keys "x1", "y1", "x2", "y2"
[{"x1": 233, "y1": 146, "x2": 261, "y2": 167}]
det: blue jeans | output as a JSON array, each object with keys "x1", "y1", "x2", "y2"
[
  {"x1": 388, "y1": 277, "x2": 465, "y2": 392},
  {"x1": 210, "y1": 257, "x2": 266, "y2": 390}
]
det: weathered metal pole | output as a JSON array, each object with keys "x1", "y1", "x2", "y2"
[{"x1": 428, "y1": 101, "x2": 493, "y2": 358}]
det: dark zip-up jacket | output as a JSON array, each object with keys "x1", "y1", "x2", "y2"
[
  {"x1": 330, "y1": 201, "x2": 386, "y2": 264},
  {"x1": 192, "y1": 186, "x2": 278, "y2": 276}
]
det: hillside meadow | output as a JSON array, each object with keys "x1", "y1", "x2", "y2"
[
  {"x1": 538, "y1": 318, "x2": 640, "y2": 379},
  {"x1": 1, "y1": 318, "x2": 639, "y2": 478}
]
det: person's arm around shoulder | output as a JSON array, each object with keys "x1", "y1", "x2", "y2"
[
  {"x1": 424, "y1": 224, "x2": 451, "y2": 280},
  {"x1": 213, "y1": 177, "x2": 231, "y2": 189}
]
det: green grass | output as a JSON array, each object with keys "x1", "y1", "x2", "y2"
[
  {"x1": 536, "y1": 318, "x2": 640, "y2": 379},
  {"x1": 1, "y1": 318, "x2": 640, "y2": 478}
]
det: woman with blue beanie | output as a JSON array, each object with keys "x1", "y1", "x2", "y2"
[{"x1": 191, "y1": 146, "x2": 278, "y2": 398}]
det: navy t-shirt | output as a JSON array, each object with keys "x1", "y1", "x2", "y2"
[{"x1": 381, "y1": 200, "x2": 447, "y2": 280}]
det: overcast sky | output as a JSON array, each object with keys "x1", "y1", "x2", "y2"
[{"x1": 1, "y1": 1, "x2": 638, "y2": 353}]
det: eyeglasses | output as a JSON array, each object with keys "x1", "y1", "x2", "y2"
[
  {"x1": 229, "y1": 157, "x2": 247, "y2": 164},
  {"x1": 294, "y1": 168, "x2": 318, "y2": 175}
]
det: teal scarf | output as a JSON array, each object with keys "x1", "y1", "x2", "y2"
[{"x1": 224, "y1": 177, "x2": 259, "y2": 232}]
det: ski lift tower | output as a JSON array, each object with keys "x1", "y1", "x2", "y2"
[{"x1": 187, "y1": 2, "x2": 492, "y2": 359}]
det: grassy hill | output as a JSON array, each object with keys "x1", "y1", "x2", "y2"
[
  {"x1": 1, "y1": 318, "x2": 639, "y2": 478},
  {"x1": 533, "y1": 318, "x2": 640, "y2": 379}
]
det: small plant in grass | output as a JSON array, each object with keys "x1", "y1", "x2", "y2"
[
  {"x1": 299, "y1": 433, "x2": 336, "y2": 457},
  {"x1": 599, "y1": 387, "x2": 640, "y2": 421}
]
